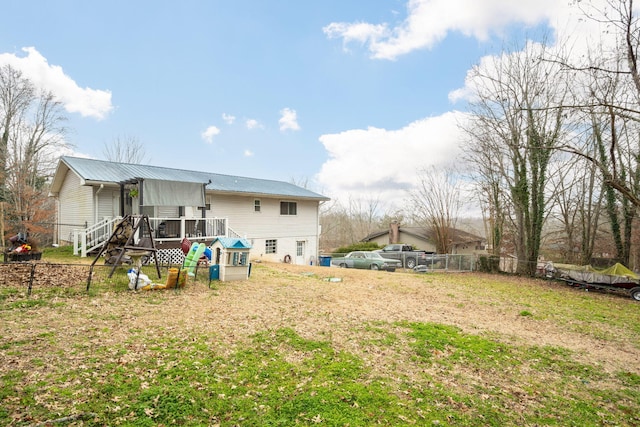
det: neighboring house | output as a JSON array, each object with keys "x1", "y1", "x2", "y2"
[
  {"x1": 362, "y1": 222, "x2": 487, "y2": 255},
  {"x1": 49, "y1": 156, "x2": 329, "y2": 265}
]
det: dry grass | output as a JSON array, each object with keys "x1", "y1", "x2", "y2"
[
  {"x1": 2, "y1": 261, "x2": 639, "y2": 425},
  {"x1": 6, "y1": 261, "x2": 636, "y2": 373},
  {"x1": 245, "y1": 263, "x2": 640, "y2": 374}
]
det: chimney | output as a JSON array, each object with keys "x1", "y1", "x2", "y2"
[{"x1": 389, "y1": 221, "x2": 400, "y2": 244}]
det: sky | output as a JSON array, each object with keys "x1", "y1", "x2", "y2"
[{"x1": 0, "y1": 0, "x2": 615, "y2": 215}]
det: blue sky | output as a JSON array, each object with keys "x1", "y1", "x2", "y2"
[{"x1": 0, "y1": 0, "x2": 608, "y2": 213}]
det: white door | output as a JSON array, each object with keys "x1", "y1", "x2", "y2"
[{"x1": 296, "y1": 241, "x2": 306, "y2": 265}]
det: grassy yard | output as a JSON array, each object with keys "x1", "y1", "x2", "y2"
[{"x1": 1, "y1": 257, "x2": 639, "y2": 426}]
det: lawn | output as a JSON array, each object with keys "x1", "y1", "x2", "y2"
[{"x1": 1, "y1": 260, "x2": 639, "y2": 426}]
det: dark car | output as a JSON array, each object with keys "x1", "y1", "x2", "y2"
[{"x1": 331, "y1": 251, "x2": 402, "y2": 271}]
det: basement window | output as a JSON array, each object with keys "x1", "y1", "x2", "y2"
[{"x1": 265, "y1": 239, "x2": 277, "y2": 254}]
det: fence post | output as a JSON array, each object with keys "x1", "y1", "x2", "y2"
[
  {"x1": 27, "y1": 264, "x2": 36, "y2": 296},
  {"x1": 81, "y1": 231, "x2": 87, "y2": 258}
]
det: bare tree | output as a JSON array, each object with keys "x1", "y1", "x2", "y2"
[
  {"x1": 347, "y1": 195, "x2": 387, "y2": 242},
  {"x1": 557, "y1": 43, "x2": 640, "y2": 265},
  {"x1": 289, "y1": 176, "x2": 309, "y2": 189},
  {"x1": 546, "y1": 0, "x2": 640, "y2": 209},
  {"x1": 548, "y1": 149, "x2": 604, "y2": 264},
  {"x1": 318, "y1": 195, "x2": 398, "y2": 251},
  {"x1": 0, "y1": 65, "x2": 68, "y2": 246},
  {"x1": 102, "y1": 134, "x2": 149, "y2": 164},
  {"x1": 409, "y1": 165, "x2": 461, "y2": 254},
  {"x1": 463, "y1": 130, "x2": 508, "y2": 257},
  {"x1": 0, "y1": 65, "x2": 35, "y2": 246},
  {"x1": 462, "y1": 40, "x2": 569, "y2": 275},
  {"x1": 319, "y1": 199, "x2": 344, "y2": 251},
  {"x1": 595, "y1": 115, "x2": 640, "y2": 265}
]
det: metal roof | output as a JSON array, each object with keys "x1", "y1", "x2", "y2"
[{"x1": 54, "y1": 156, "x2": 329, "y2": 200}]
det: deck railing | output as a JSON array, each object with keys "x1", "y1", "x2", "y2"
[
  {"x1": 73, "y1": 216, "x2": 233, "y2": 257},
  {"x1": 73, "y1": 217, "x2": 121, "y2": 257}
]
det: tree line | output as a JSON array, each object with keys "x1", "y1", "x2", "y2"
[
  {"x1": 322, "y1": 1, "x2": 640, "y2": 275},
  {"x1": 460, "y1": 0, "x2": 640, "y2": 275}
]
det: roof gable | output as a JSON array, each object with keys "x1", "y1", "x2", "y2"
[
  {"x1": 212, "y1": 237, "x2": 253, "y2": 249},
  {"x1": 362, "y1": 226, "x2": 484, "y2": 245},
  {"x1": 51, "y1": 156, "x2": 329, "y2": 201}
]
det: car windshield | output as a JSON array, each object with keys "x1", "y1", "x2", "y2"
[{"x1": 366, "y1": 252, "x2": 384, "y2": 260}]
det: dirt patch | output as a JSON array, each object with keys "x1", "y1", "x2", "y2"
[{"x1": 0, "y1": 262, "x2": 88, "y2": 287}]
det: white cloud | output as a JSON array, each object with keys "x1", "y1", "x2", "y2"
[
  {"x1": 316, "y1": 111, "x2": 467, "y2": 206},
  {"x1": 323, "y1": 22, "x2": 390, "y2": 53},
  {"x1": 0, "y1": 47, "x2": 113, "y2": 119},
  {"x1": 278, "y1": 107, "x2": 300, "y2": 132},
  {"x1": 246, "y1": 119, "x2": 263, "y2": 130},
  {"x1": 201, "y1": 125, "x2": 220, "y2": 144},
  {"x1": 222, "y1": 113, "x2": 235, "y2": 124},
  {"x1": 448, "y1": 2, "x2": 619, "y2": 105},
  {"x1": 244, "y1": 149, "x2": 254, "y2": 157},
  {"x1": 324, "y1": 0, "x2": 567, "y2": 60},
  {"x1": 318, "y1": 0, "x2": 625, "y2": 213}
]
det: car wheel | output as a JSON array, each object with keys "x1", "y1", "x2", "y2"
[
  {"x1": 339, "y1": 263, "x2": 347, "y2": 268},
  {"x1": 370, "y1": 264, "x2": 379, "y2": 270},
  {"x1": 630, "y1": 287, "x2": 640, "y2": 301},
  {"x1": 406, "y1": 258, "x2": 416, "y2": 269}
]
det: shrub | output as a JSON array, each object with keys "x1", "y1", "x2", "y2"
[
  {"x1": 333, "y1": 242, "x2": 383, "y2": 255},
  {"x1": 477, "y1": 255, "x2": 500, "y2": 273}
]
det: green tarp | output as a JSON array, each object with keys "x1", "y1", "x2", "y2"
[{"x1": 554, "y1": 262, "x2": 639, "y2": 285}]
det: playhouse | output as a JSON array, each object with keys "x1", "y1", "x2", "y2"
[{"x1": 209, "y1": 237, "x2": 253, "y2": 282}]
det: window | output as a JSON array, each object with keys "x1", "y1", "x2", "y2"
[
  {"x1": 296, "y1": 241, "x2": 304, "y2": 257},
  {"x1": 254, "y1": 199, "x2": 261, "y2": 212},
  {"x1": 280, "y1": 201, "x2": 297, "y2": 215},
  {"x1": 265, "y1": 239, "x2": 277, "y2": 254},
  {"x1": 230, "y1": 252, "x2": 248, "y2": 265}
]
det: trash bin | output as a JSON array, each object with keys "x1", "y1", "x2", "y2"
[{"x1": 319, "y1": 256, "x2": 331, "y2": 267}]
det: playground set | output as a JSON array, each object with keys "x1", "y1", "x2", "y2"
[
  {"x1": 87, "y1": 215, "x2": 214, "y2": 290},
  {"x1": 86, "y1": 215, "x2": 249, "y2": 290}
]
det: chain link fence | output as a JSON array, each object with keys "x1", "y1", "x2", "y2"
[{"x1": 322, "y1": 252, "x2": 477, "y2": 272}]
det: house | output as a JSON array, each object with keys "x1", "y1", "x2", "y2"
[
  {"x1": 49, "y1": 156, "x2": 329, "y2": 265},
  {"x1": 362, "y1": 222, "x2": 486, "y2": 255}
]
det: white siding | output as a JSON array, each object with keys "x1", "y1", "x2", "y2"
[
  {"x1": 57, "y1": 171, "x2": 94, "y2": 244},
  {"x1": 96, "y1": 187, "x2": 120, "y2": 220},
  {"x1": 55, "y1": 168, "x2": 324, "y2": 264},
  {"x1": 207, "y1": 194, "x2": 320, "y2": 265}
]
